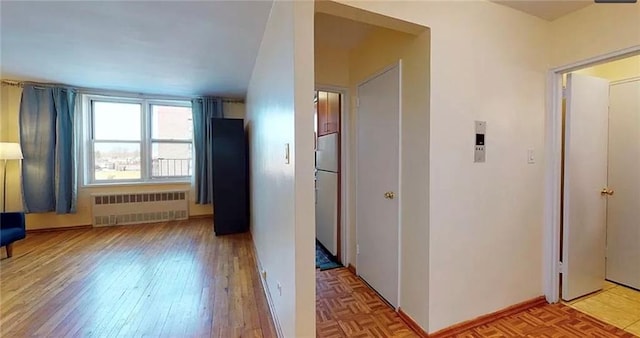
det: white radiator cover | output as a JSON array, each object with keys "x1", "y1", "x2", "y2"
[{"x1": 91, "y1": 190, "x2": 189, "y2": 227}]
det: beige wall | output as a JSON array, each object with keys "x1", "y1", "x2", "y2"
[
  {"x1": 0, "y1": 84, "x2": 212, "y2": 230},
  {"x1": 0, "y1": 84, "x2": 24, "y2": 213},
  {"x1": 245, "y1": 0, "x2": 315, "y2": 336},
  {"x1": 222, "y1": 101, "x2": 246, "y2": 119},
  {"x1": 315, "y1": 41, "x2": 350, "y2": 87},
  {"x1": 550, "y1": 3, "x2": 640, "y2": 68},
  {"x1": 332, "y1": 0, "x2": 548, "y2": 333},
  {"x1": 574, "y1": 55, "x2": 640, "y2": 82}
]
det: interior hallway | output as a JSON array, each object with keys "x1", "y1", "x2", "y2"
[
  {"x1": 0, "y1": 219, "x2": 276, "y2": 337},
  {"x1": 565, "y1": 281, "x2": 640, "y2": 336},
  {"x1": 317, "y1": 268, "x2": 636, "y2": 337}
]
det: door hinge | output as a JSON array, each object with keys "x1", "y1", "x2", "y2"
[
  {"x1": 558, "y1": 261, "x2": 565, "y2": 274},
  {"x1": 562, "y1": 87, "x2": 566, "y2": 99},
  {"x1": 356, "y1": 244, "x2": 360, "y2": 255},
  {"x1": 356, "y1": 97, "x2": 360, "y2": 108}
]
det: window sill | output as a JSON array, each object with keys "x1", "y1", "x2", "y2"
[{"x1": 81, "y1": 180, "x2": 191, "y2": 189}]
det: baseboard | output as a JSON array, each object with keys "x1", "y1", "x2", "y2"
[
  {"x1": 398, "y1": 308, "x2": 428, "y2": 337},
  {"x1": 26, "y1": 224, "x2": 92, "y2": 233},
  {"x1": 249, "y1": 234, "x2": 284, "y2": 338},
  {"x1": 347, "y1": 263, "x2": 356, "y2": 275},
  {"x1": 188, "y1": 214, "x2": 213, "y2": 220},
  {"x1": 428, "y1": 296, "x2": 548, "y2": 338}
]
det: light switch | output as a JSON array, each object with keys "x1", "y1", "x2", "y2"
[
  {"x1": 527, "y1": 148, "x2": 535, "y2": 164},
  {"x1": 285, "y1": 143, "x2": 290, "y2": 164}
]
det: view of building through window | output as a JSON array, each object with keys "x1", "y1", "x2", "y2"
[
  {"x1": 90, "y1": 99, "x2": 192, "y2": 182},
  {"x1": 151, "y1": 105, "x2": 193, "y2": 177}
]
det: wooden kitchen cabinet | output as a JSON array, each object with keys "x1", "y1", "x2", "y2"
[
  {"x1": 327, "y1": 92, "x2": 340, "y2": 134},
  {"x1": 316, "y1": 90, "x2": 340, "y2": 136},
  {"x1": 317, "y1": 91, "x2": 329, "y2": 136}
]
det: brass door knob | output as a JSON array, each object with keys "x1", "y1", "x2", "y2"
[
  {"x1": 384, "y1": 191, "x2": 395, "y2": 199},
  {"x1": 600, "y1": 188, "x2": 614, "y2": 196}
]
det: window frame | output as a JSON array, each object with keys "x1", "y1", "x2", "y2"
[{"x1": 82, "y1": 94, "x2": 193, "y2": 186}]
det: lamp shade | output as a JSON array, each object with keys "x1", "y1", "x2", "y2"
[{"x1": 0, "y1": 142, "x2": 23, "y2": 160}]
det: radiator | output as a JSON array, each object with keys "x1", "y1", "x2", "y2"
[{"x1": 91, "y1": 190, "x2": 189, "y2": 227}]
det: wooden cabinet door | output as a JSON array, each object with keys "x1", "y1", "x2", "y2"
[
  {"x1": 317, "y1": 91, "x2": 329, "y2": 136},
  {"x1": 327, "y1": 92, "x2": 340, "y2": 134}
]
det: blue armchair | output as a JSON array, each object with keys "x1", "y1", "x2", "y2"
[{"x1": 0, "y1": 212, "x2": 26, "y2": 258}]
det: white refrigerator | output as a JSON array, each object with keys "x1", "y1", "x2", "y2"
[{"x1": 316, "y1": 133, "x2": 339, "y2": 256}]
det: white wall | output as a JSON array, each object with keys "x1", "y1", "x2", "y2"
[
  {"x1": 245, "y1": 0, "x2": 315, "y2": 336},
  {"x1": 334, "y1": 1, "x2": 548, "y2": 332}
]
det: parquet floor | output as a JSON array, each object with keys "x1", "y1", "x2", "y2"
[
  {"x1": 316, "y1": 268, "x2": 417, "y2": 337},
  {"x1": 0, "y1": 219, "x2": 276, "y2": 337},
  {"x1": 316, "y1": 267, "x2": 637, "y2": 338}
]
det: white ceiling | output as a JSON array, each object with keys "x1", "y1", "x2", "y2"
[
  {"x1": 0, "y1": 1, "x2": 273, "y2": 97},
  {"x1": 491, "y1": 1, "x2": 593, "y2": 21}
]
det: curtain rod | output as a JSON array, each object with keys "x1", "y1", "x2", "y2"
[{"x1": 1, "y1": 80, "x2": 245, "y2": 103}]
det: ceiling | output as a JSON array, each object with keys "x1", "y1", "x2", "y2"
[
  {"x1": 0, "y1": 1, "x2": 273, "y2": 97},
  {"x1": 315, "y1": 13, "x2": 377, "y2": 50},
  {"x1": 491, "y1": 1, "x2": 593, "y2": 21}
]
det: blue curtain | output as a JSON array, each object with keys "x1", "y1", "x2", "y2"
[
  {"x1": 53, "y1": 88, "x2": 77, "y2": 213},
  {"x1": 192, "y1": 97, "x2": 223, "y2": 204},
  {"x1": 19, "y1": 84, "x2": 77, "y2": 214}
]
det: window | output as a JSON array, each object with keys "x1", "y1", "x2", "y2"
[{"x1": 84, "y1": 95, "x2": 192, "y2": 184}]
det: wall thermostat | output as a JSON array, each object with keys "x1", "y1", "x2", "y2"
[{"x1": 474, "y1": 121, "x2": 486, "y2": 163}]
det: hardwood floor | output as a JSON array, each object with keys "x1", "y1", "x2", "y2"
[
  {"x1": 0, "y1": 219, "x2": 276, "y2": 337},
  {"x1": 317, "y1": 267, "x2": 637, "y2": 338}
]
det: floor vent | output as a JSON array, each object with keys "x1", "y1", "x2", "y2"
[{"x1": 91, "y1": 190, "x2": 189, "y2": 227}]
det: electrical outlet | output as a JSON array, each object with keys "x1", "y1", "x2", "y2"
[
  {"x1": 356, "y1": 244, "x2": 360, "y2": 255},
  {"x1": 277, "y1": 281, "x2": 282, "y2": 296}
]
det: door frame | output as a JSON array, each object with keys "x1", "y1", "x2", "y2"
[
  {"x1": 315, "y1": 84, "x2": 349, "y2": 266},
  {"x1": 544, "y1": 46, "x2": 640, "y2": 303},
  {"x1": 354, "y1": 60, "x2": 403, "y2": 309}
]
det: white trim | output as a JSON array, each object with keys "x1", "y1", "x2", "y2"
[
  {"x1": 252, "y1": 243, "x2": 285, "y2": 338},
  {"x1": 315, "y1": 84, "x2": 350, "y2": 266},
  {"x1": 354, "y1": 61, "x2": 403, "y2": 309},
  {"x1": 80, "y1": 93, "x2": 193, "y2": 187},
  {"x1": 544, "y1": 45, "x2": 640, "y2": 303},
  {"x1": 610, "y1": 76, "x2": 640, "y2": 86},
  {"x1": 396, "y1": 59, "x2": 403, "y2": 310}
]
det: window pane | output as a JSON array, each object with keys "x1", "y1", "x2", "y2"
[
  {"x1": 94, "y1": 142, "x2": 141, "y2": 180},
  {"x1": 93, "y1": 101, "x2": 141, "y2": 140},
  {"x1": 151, "y1": 143, "x2": 192, "y2": 177},
  {"x1": 151, "y1": 105, "x2": 192, "y2": 140}
]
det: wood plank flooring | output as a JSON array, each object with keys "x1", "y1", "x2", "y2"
[
  {"x1": 0, "y1": 219, "x2": 276, "y2": 337},
  {"x1": 317, "y1": 267, "x2": 637, "y2": 338}
]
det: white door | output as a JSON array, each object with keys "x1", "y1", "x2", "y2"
[
  {"x1": 562, "y1": 73, "x2": 610, "y2": 301},
  {"x1": 356, "y1": 64, "x2": 400, "y2": 307},
  {"x1": 606, "y1": 79, "x2": 640, "y2": 289}
]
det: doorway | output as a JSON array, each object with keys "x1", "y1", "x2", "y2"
[
  {"x1": 315, "y1": 88, "x2": 343, "y2": 270},
  {"x1": 550, "y1": 53, "x2": 640, "y2": 335}
]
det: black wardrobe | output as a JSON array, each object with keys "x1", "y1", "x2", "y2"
[{"x1": 211, "y1": 118, "x2": 248, "y2": 235}]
